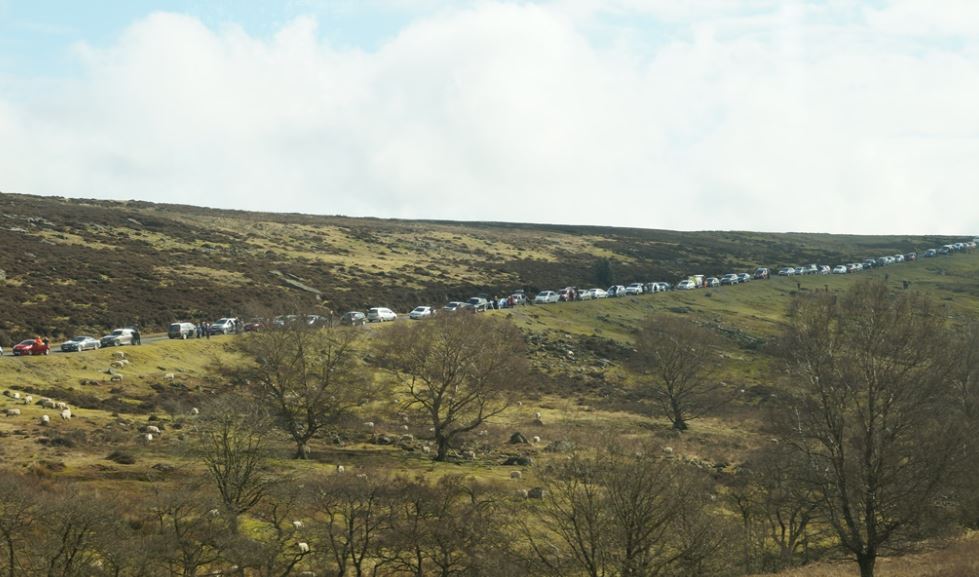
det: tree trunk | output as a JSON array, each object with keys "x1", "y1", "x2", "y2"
[
  {"x1": 857, "y1": 552, "x2": 876, "y2": 577},
  {"x1": 295, "y1": 440, "x2": 311, "y2": 460},
  {"x1": 435, "y1": 435, "x2": 449, "y2": 462},
  {"x1": 672, "y1": 417, "x2": 688, "y2": 431}
]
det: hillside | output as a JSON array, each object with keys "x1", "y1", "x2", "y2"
[{"x1": 0, "y1": 192, "x2": 969, "y2": 340}]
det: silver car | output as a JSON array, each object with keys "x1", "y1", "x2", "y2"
[{"x1": 61, "y1": 336, "x2": 101, "y2": 352}]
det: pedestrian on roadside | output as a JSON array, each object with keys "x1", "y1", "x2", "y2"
[
  {"x1": 205, "y1": 322, "x2": 211, "y2": 340},
  {"x1": 133, "y1": 326, "x2": 141, "y2": 345}
]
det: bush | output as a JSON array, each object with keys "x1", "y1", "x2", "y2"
[{"x1": 106, "y1": 450, "x2": 136, "y2": 465}]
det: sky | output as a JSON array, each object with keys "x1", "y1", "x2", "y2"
[{"x1": 1, "y1": 0, "x2": 978, "y2": 235}]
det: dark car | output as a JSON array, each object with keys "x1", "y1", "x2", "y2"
[
  {"x1": 753, "y1": 267, "x2": 770, "y2": 280},
  {"x1": 904, "y1": 252, "x2": 917, "y2": 261},
  {"x1": 13, "y1": 339, "x2": 50, "y2": 356},
  {"x1": 340, "y1": 311, "x2": 367, "y2": 326},
  {"x1": 244, "y1": 319, "x2": 265, "y2": 332}
]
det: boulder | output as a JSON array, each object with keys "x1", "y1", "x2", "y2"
[
  {"x1": 503, "y1": 456, "x2": 534, "y2": 467},
  {"x1": 509, "y1": 432, "x2": 529, "y2": 445},
  {"x1": 527, "y1": 487, "x2": 545, "y2": 499}
]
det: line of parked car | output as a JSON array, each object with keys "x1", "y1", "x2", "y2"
[
  {"x1": 2, "y1": 239, "x2": 975, "y2": 357},
  {"x1": 335, "y1": 239, "x2": 977, "y2": 322}
]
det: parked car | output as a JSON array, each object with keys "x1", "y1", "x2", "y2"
[
  {"x1": 705, "y1": 277, "x2": 720, "y2": 288},
  {"x1": 443, "y1": 301, "x2": 466, "y2": 312},
  {"x1": 510, "y1": 293, "x2": 528, "y2": 305},
  {"x1": 647, "y1": 282, "x2": 671, "y2": 292},
  {"x1": 534, "y1": 291, "x2": 560, "y2": 304},
  {"x1": 938, "y1": 246, "x2": 951, "y2": 255},
  {"x1": 101, "y1": 328, "x2": 136, "y2": 347},
  {"x1": 720, "y1": 274, "x2": 740, "y2": 285},
  {"x1": 58, "y1": 335, "x2": 100, "y2": 352},
  {"x1": 367, "y1": 307, "x2": 397, "y2": 322},
  {"x1": 737, "y1": 273, "x2": 752, "y2": 283},
  {"x1": 409, "y1": 306, "x2": 434, "y2": 320},
  {"x1": 168, "y1": 322, "x2": 197, "y2": 339},
  {"x1": 340, "y1": 311, "x2": 367, "y2": 326},
  {"x1": 607, "y1": 285, "x2": 626, "y2": 297},
  {"x1": 818, "y1": 266, "x2": 832, "y2": 275},
  {"x1": 13, "y1": 339, "x2": 51, "y2": 356},
  {"x1": 209, "y1": 318, "x2": 239, "y2": 335},
  {"x1": 753, "y1": 267, "x2": 770, "y2": 280},
  {"x1": 466, "y1": 297, "x2": 490, "y2": 311},
  {"x1": 243, "y1": 319, "x2": 265, "y2": 332},
  {"x1": 778, "y1": 267, "x2": 795, "y2": 276},
  {"x1": 624, "y1": 283, "x2": 644, "y2": 295},
  {"x1": 677, "y1": 279, "x2": 697, "y2": 290},
  {"x1": 923, "y1": 249, "x2": 937, "y2": 257},
  {"x1": 904, "y1": 252, "x2": 917, "y2": 261}
]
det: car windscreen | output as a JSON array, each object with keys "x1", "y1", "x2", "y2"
[
  {"x1": 19, "y1": 340, "x2": 34, "y2": 345},
  {"x1": 71, "y1": 337, "x2": 86, "y2": 342}
]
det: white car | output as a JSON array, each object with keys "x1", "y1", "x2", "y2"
[
  {"x1": 833, "y1": 265, "x2": 848, "y2": 274},
  {"x1": 367, "y1": 307, "x2": 397, "y2": 322},
  {"x1": 607, "y1": 285, "x2": 627, "y2": 297},
  {"x1": 624, "y1": 283, "x2": 644, "y2": 295},
  {"x1": 534, "y1": 291, "x2": 560, "y2": 304},
  {"x1": 209, "y1": 318, "x2": 239, "y2": 335},
  {"x1": 590, "y1": 288, "x2": 608, "y2": 299},
  {"x1": 677, "y1": 280, "x2": 697, "y2": 290},
  {"x1": 409, "y1": 306, "x2": 434, "y2": 320}
]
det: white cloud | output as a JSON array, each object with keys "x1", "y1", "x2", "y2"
[{"x1": 0, "y1": 2, "x2": 977, "y2": 234}]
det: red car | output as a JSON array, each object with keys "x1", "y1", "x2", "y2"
[{"x1": 13, "y1": 339, "x2": 51, "y2": 356}]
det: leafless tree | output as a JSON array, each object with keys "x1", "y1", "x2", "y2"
[
  {"x1": 0, "y1": 473, "x2": 36, "y2": 577},
  {"x1": 306, "y1": 474, "x2": 390, "y2": 577},
  {"x1": 525, "y1": 447, "x2": 728, "y2": 577},
  {"x1": 194, "y1": 396, "x2": 275, "y2": 534},
  {"x1": 631, "y1": 315, "x2": 724, "y2": 431},
  {"x1": 378, "y1": 313, "x2": 530, "y2": 461},
  {"x1": 225, "y1": 484, "x2": 310, "y2": 577},
  {"x1": 234, "y1": 322, "x2": 373, "y2": 459},
  {"x1": 779, "y1": 280, "x2": 966, "y2": 577},
  {"x1": 146, "y1": 485, "x2": 227, "y2": 577}
]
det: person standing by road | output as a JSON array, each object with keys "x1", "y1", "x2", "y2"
[{"x1": 132, "y1": 326, "x2": 141, "y2": 345}]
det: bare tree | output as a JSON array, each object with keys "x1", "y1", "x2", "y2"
[
  {"x1": 631, "y1": 315, "x2": 724, "y2": 430},
  {"x1": 194, "y1": 396, "x2": 275, "y2": 534},
  {"x1": 306, "y1": 475, "x2": 390, "y2": 577},
  {"x1": 780, "y1": 280, "x2": 966, "y2": 577},
  {"x1": 234, "y1": 322, "x2": 372, "y2": 459},
  {"x1": 225, "y1": 484, "x2": 310, "y2": 577},
  {"x1": 147, "y1": 485, "x2": 227, "y2": 577},
  {"x1": 0, "y1": 473, "x2": 36, "y2": 577},
  {"x1": 378, "y1": 313, "x2": 530, "y2": 461},
  {"x1": 525, "y1": 447, "x2": 728, "y2": 577}
]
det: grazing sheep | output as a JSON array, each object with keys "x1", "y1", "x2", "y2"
[
  {"x1": 60, "y1": 408, "x2": 72, "y2": 420},
  {"x1": 5, "y1": 408, "x2": 21, "y2": 416},
  {"x1": 533, "y1": 411, "x2": 542, "y2": 420},
  {"x1": 363, "y1": 421, "x2": 375, "y2": 430},
  {"x1": 144, "y1": 433, "x2": 154, "y2": 442},
  {"x1": 23, "y1": 395, "x2": 32, "y2": 405},
  {"x1": 532, "y1": 435, "x2": 541, "y2": 444},
  {"x1": 336, "y1": 465, "x2": 345, "y2": 474},
  {"x1": 190, "y1": 407, "x2": 200, "y2": 415},
  {"x1": 11, "y1": 392, "x2": 21, "y2": 400},
  {"x1": 164, "y1": 373, "x2": 175, "y2": 381},
  {"x1": 422, "y1": 445, "x2": 431, "y2": 453},
  {"x1": 40, "y1": 415, "x2": 50, "y2": 425},
  {"x1": 401, "y1": 424, "x2": 409, "y2": 431},
  {"x1": 55, "y1": 401, "x2": 68, "y2": 410},
  {"x1": 510, "y1": 471, "x2": 522, "y2": 480},
  {"x1": 112, "y1": 351, "x2": 126, "y2": 360},
  {"x1": 297, "y1": 542, "x2": 310, "y2": 554},
  {"x1": 355, "y1": 473, "x2": 368, "y2": 480},
  {"x1": 208, "y1": 509, "x2": 220, "y2": 517},
  {"x1": 110, "y1": 361, "x2": 124, "y2": 369},
  {"x1": 663, "y1": 446, "x2": 674, "y2": 455},
  {"x1": 110, "y1": 375, "x2": 123, "y2": 383},
  {"x1": 145, "y1": 425, "x2": 161, "y2": 435},
  {"x1": 292, "y1": 520, "x2": 304, "y2": 530},
  {"x1": 517, "y1": 489, "x2": 529, "y2": 498},
  {"x1": 478, "y1": 430, "x2": 488, "y2": 436}
]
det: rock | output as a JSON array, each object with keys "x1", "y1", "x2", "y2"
[
  {"x1": 509, "y1": 432, "x2": 529, "y2": 444},
  {"x1": 510, "y1": 470, "x2": 522, "y2": 479},
  {"x1": 503, "y1": 456, "x2": 534, "y2": 467},
  {"x1": 151, "y1": 463, "x2": 175, "y2": 473},
  {"x1": 527, "y1": 487, "x2": 545, "y2": 499}
]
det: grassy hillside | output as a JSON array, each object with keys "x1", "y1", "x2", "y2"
[{"x1": 0, "y1": 191, "x2": 970, "y2": 341}]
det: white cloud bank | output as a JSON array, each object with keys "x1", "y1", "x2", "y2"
[{"x1": 1, "y1": 1, "x2": 978, "y2": 234}]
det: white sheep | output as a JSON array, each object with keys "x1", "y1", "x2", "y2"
[
  {"x1": 336, "y1": 465, "x2": 345, "y2": 474},
  {"x1": 146, "y1": 425, "x2": 161, "y2": 434},
  {"x1": 510, "y1": 471, "x2": 522, "y2": 480},
  {"x1": 55, "y1": 401, "x2": 68, "y2": 410},
  {"x1": 11, "y1": 392, "x2": 21, "y2": 400},
  {"x1": 532, "y1": 435, "x2": 541, "y2": 444},
  {"x1": 164, "y1": 373, "x2": 175, "y2": 381},
  {"x1": 40, "y1": 415, "x2": 50, "y2": 425},
  {"x1": 663, "y1": 446, "x2": 674, "y2": 455},
  {"x1": 355, "y1": 473, "x2": 368, "y2": 480},
  {"x1": 533, "y1": 411, "x2": 542, "y2": 420},
  {"x1": 401, "y1": 424, "x2": 409, "y2": 431},
  {"x1": 363, "y1": 421, "x2": 375, "y2": 430},
  {"x1": 478, "y1": 430, "x2": 488, "y2": 436},
  {"x1": 297, "y1": 542, "x2": 310, "y2": 554},
  {"x1": 23, "y1": 395, "x2": 32, "y2": 405},
  {"x1": 422, "y1": 445, "x2": 431, "y2": 453},
  {"x1": 5, "y1": 408, "x2": 21, "y2": 416},
  {"x1": 292, "y1": 520, "x2": 304, "y2": 530},
  {"x1": 60, "y1": 408, "x2": 72, "y2": 420},
  {"x1": 190, "y1": 407, "x2": 200, "y2": 415},
  {"x1": 144, "y1": 433, "x2": 154, "y2": 442}
]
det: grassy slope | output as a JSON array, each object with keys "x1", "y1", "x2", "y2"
[{"x1": 1, "y1": 192, "x2": 971, "y2": 339}]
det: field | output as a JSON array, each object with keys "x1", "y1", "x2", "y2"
[{"x1": 1, "y1": 193, "x2": 978, "y2": 576}]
